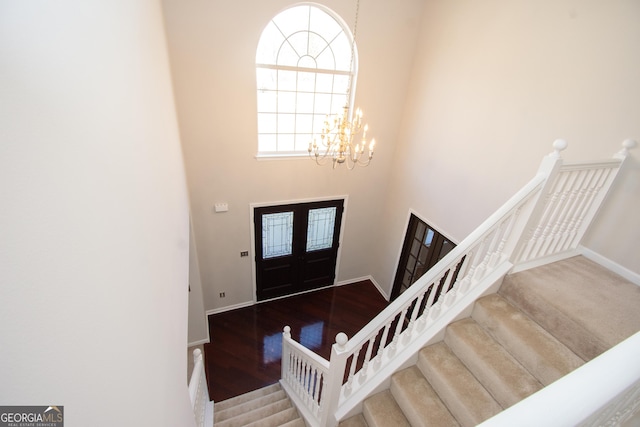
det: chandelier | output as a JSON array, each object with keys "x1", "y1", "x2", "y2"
[
  {"x1": 308, "y1": 0, "x2": 376, "y2": 170},
  {"x1": 308, "y1": 105, "x2": 375, "y2": 169}
]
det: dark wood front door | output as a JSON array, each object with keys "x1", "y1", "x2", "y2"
[
  {"x1": 391, "y1": 214, "x2": 456, "y2": 301},
  {"x1": 254, "y1": 199, "x2": 344, "y2": 301}
]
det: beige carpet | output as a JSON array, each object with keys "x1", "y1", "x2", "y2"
[{"x1": 340, "y1": 256, "x2": 640, "y2": 427}]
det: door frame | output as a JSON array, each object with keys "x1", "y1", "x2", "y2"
[
  {"x1": 249, "y1": 195, "x2": 349, "y2": 303},
  {"x1": 389, "y1": 209, "x2": 458, "y2": 299}
]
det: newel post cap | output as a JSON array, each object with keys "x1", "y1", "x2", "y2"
[
  {"x1": 335, "y1": 332, "x2": 349, "y2": 351},
  {"x1": 283, "y1": 326, "x2": 291, "y2": 338},
  {"x1": 550, "y1": 139, "x2": 568, "y2": 158},
  {"x1": 617, "y1": 139, "x2": 638, "y2": 158}
]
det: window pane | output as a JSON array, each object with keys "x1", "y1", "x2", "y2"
[
  {"x1": 278, "y1": 113, "x2": 295, "y2": 133},
  {"x1": 410, "y1": 239, "x2": 421, "y2": 257},
  {"x1": 262, "y1": 212, "x2": 294, "y2": 259},
  {"x1": 258, "y1": 134, "x2": 277, "y2": 153},
  {"x1": 257, "y1": 91, "x2": 277, "y2": 113},
  {"x1": 309, "y1": 7, "x2": 342, "y2": 38},
  {"x1": 316, "y1": 47, "x2": 337, "y2": 71},
  {"x1": 314, "y1": 93, "x2": 332, "y2": 115},
  {"x1": 278, "y1": 70, "x2": 297, "y2": 92},
  {"x1": 298, "y1": 56, "x2": 317, "y2": 69},
  {"x1": 424, "y1": 229, "x2": 435, "y2": 246},
  {"x1": 278, "y1": 91, "x2": 296, "y2": 114},
  {"x1": 256, "y1": 68, "x2": 277, "y2": 91},
  {"x1": 333, "y1": 75, "x2": 350, "y2": 95},
  {"x1": 306, "y1": 207, "x2": 337, "y2": 251},
  {"x1": 315, "y1": 74, "x2": 334, "y2": 94},
  {"x1": 295, "y1": 114, "x2": 312, "y2": 133},
  {"x1": 407, "y1": 255, "x2": 417, "y2": 272},
  {"x1": 289, "y1": 32, "x2": 309, "y2": 58},
  {"x1": 256, "y1": 22, "x2": 284, "y2": 64},
  {"x1": 258, "y1": 113, "x2": 277, "y2": 133},
  {"x1": 307, "y1": 32, "x2": 329, "y2": 60},
  {"x1": 277, "y1": 38, "x2": 301, "y2": 66},
  {"x1": 297, "y1": 71, "x2": 316, "y2": 93},
  {"x1": 278, "y1": 134, "x2": 295, "y2": 152},
  {"x1": 297, "y1": 92, "x2": 315, "y2": 114},
  {"x1": 273, "y1": 5, "x2": 309, "y2": 37},
  {"x1": 332, "y1": 32, "x2": 353, "y2": 71}
]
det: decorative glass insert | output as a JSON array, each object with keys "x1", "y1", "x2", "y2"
[
  {"x1": 306, "y1": 207, "x2": 337, "y2": 252},
  {"x1": 262, "y1": 212, "x2": 294, "y2": 259}
]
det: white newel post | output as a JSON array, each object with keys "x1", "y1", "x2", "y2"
[{"x1": 320, "y1": 333, "x2": 349, "y2": 427}]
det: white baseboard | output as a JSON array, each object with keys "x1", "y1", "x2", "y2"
[
  {"x1": 206, "y1": 277, "x2": 390, "y2": 315},
  {"x1": 188, "y1": 338, "x2": 210, "y2": 347},
  {"x1": 580, "y1": 246, "x2": 640, "y2": 286},
  {"x1": 336, "y1": 275, "x2": 390, "y2": 301},
  {"x1": 206, "y1": 300, "x2": 254, "y2": 316}
]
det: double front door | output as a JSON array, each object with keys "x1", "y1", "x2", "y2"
[{"x1": 254, "y1": 199, "x2": 344, "y2": 301}]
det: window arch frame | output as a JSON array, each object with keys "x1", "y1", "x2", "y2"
[{"x1": 255, "y1": 3, "x2": 359, "y2": 159}]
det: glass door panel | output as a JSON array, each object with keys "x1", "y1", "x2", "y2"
[
  {"x1": 262, "y1": 211, "x2": 294, "y2": 258},
  {"x1": 391, "y1": 214, "x2": 457, "y2": 301},
  {"x1": 306, "y1": 207, "x2": 337, "y2": 252}
]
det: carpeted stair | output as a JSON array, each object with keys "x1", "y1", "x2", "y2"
[
  {"x1": 213, "y1": 383, "x2": 306, "y2": 427},
  {"x1": 341, "y1": 256, "x2": 640, "y2": 427}
]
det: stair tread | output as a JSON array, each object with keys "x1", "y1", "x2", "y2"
[
  {"x1": 500, "y1": 256, "x2": 640, "y2": 361},
  {"x1": 214, "y1": 383, "x2": 282, "y2": 412},
  {"x1": 363, "y1": 390, "x2": 410, "y2": 427},
  {"x1": 215, "y1": 389, "x2": 286, "y2": 422},
  {"x1": 243, "y1": 407, "x2": 300, "y2": 427},
  {"x1": 279, "y1": 416, "x2": 306, "y2": 427},
  {"x1": 215, "y1": 397, "x2": 292, "y2": 427},
  {"x1": 339, "y1": 414, "x2": 368, "y2": 427},
  {"x1": 445, "y1": 318, "x2": 543, "y2": 408},
  {"x1": 390, "y1": 366, "x2": 460, "y2": 427},
  {"x1": 473, "y1": 293, "x2": 585, "y2": 385},
  {"x1": 418, "y1": 342, "x2": 502, "y2": 427}
]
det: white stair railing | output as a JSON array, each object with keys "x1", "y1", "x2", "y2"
[
  {"x1": 279, "y1": 140, "x2": 636, "y2": 427},
  {"x1": 189, "y1": 348, "x2": 214, "y2": 427}
]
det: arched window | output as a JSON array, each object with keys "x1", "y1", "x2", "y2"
[{"x1": 256, "y1": 4, "x2": 356, "y2": 157}]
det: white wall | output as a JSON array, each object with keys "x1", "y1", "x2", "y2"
[
  {"x1": 188, "y1": 219, "x2": 210, "y2": 345},
  {"x1": 161, "y1": 0, "x2": 426, "y2": 311},
  {"x1": 372, "y1": 0, "x2": 640, "y2": 293},
  {"x1": 0, "y1": 2, "x2": 195, "y2": 426}
]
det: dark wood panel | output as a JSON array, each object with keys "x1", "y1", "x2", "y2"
[{"x1": 204, "y1": 280, "x2": 389, "y2": 402}]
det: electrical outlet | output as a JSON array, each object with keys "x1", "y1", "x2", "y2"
[
  {"x1": 219, "y1": 292, "x2": 225, "y2": 298},
  {"x1": 240, "y1": 251, "x2": 249, "y2": 257}
]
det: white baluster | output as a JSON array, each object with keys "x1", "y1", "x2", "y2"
[
  {"x1": 374, "y1": 321, "x2": 392, "y2": 370},
  {"x1": 359, "y1": 335, "x2": 376, "y2": 384}
]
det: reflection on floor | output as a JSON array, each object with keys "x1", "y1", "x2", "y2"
[{"x1": 204, "y1": 280, "x2": 389, "y2": 402}]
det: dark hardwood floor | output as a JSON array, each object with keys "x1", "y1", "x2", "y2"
[{"x1": 204, "y1": 280, "x2": 389, "y2": 402}]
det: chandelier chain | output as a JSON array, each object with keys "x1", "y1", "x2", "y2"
[
  {"x1": 308, "y1": 0, "x2": 375, "y2": 170},
  {"x1": 347, "y1": 0, "x2": 360, "y2": 96}
]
